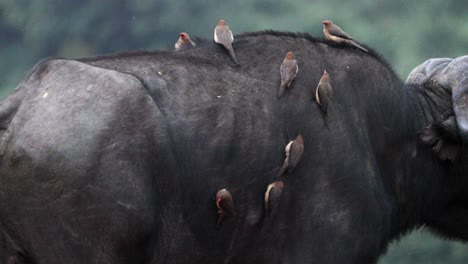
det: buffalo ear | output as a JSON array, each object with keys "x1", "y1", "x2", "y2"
[{"x1": 419, "y1": 116, "x2": 460, "y2": 162}]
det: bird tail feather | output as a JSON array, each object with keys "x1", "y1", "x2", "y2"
[
  {"x1": 323, "y1": 114, "x2": 330, "y2": 130},
  {"x1": 276, "y1": 162, "x2": 288, "y2": 178},
  {"x1": 320, "y1": 105, "x2": 331, "y2": 130},
  {"x1": 346, "y1": 40, "x2": 368, "y2": 52},
  {"x1": 217, "y1": 214, "x2": 224, "y2": 227},
  {"x1": 228, "y1": 48, "x2": 239, "y2": 65},
  {"x1": 278, "y1": 84, "x2": 286, "y2": 98}
]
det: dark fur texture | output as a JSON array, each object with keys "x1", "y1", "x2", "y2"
[{"x1": 0, "y1": 31, "x2": 466, "y2": 264}]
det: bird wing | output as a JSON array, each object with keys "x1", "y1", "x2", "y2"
[
  {"x1": 221, "y1": 197, "x2": 235, "y2": 216},
  {"x1": 328, "y1": 25, "x2": 353, "y2": 40},
  {"x1": 318, "y1": 82, "x2": 332, "y2": 116},
  {"x1": 280, "y1": 60, "x2": 298, "y2": 87},
  {"x1": 215, "y1": 26, "x2": 233, "y2": 45},
  {"x1": 266, "y1": 184, "x2": 283, "y2": 216},
  {"x1": 276, "y1": 158, "x2": 289, "y2": 178},
  {"x1": 288, "y1": 140, "x2": 304, "y2": 169}
]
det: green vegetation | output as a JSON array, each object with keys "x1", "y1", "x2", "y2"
[
  {"x1": 0, "y1": 1, "x2": 467, "y2": 262},
  {"x1": 381, "y1": 232, "x2": 468, "y2": 264}
]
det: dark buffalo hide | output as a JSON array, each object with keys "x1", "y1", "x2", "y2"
[{"x1": 0, "y1": 31, "x2": 467, "y2": 264}]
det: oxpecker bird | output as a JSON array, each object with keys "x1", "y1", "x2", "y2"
[
  {"x1": 277, "y1": 134, "x2": 304, "y2": 178},
  {"x1": 264, "y1": 181, "x2": 284, "y2": 216},
  {"x1": 278, "y1": 51, "x2": 299, "y2": 98},
  {"x1": 216, "y1": 188, "x2": 235, "y2": 226},
  {"x1": 174, "y1": 32, "x2": 196, "y2": 50},
  {"x1": 322, "y1": 20, "x2": 368, "y2": 52},
  {"x1": 314, "y1": 70, "x2": 333, "y2": 128},
  {"x1": 214, "y1": 19, "x2": 239, "y2": 64}
]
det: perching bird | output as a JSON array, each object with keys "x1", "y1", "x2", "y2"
[
  {"x1": 278, "y1": 51, "x2": 299, "y2": 98},
  {"x1": 322, "y1": 20, "x2": 368, "y2": 52},
  {"x1": 216, "y1": 188, "x2": 235, "y2": 226},
  {"x1": 174, "y1": 32, "x2": 196, "y2": 50},
  {"x1": 264, "y1": 181, "x2": 284, "y2": 216},
  {"x1": 214, "y1": 19, "x2": 239, "y2": 64},
  {"x1": 314, "y1": 70, "x2": 333, "y2": 128},
  {"x1": 277, "y1": 134, "x2": 304, "y2": 178}
]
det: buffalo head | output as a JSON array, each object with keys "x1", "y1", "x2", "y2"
[{"x1": 407, "y1": 56, "x2": 468, "y2": 162}]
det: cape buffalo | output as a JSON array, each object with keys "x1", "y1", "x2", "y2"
[{"x1": 0, "y1": 30, "x2": 467, "y2": 263}]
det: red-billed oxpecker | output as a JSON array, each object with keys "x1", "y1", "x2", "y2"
[
  {"x1": 264, "y1": 181, "x2": 284, "y2": 216},
  {"x1": 216, "y1": 188, "x2": 235, "y2": 226},
  {"x1": 314, "y1": 70, "x2": 333, "y2": 128},
  {"x1": 277, "y1": 134, "x2": 304, "y2": 178},
  {"x1": 214, "y1": 19, "x2": 239, "y2": 65},
  {"x1": 322, "y1": 20, "x2": 368, "y2": 53},
  {"x1": 278, "y1": 51, "x2": 299, "y2": 98},
  {"x1": 174, "y1": 32, "x2": 196, "y2": 50}
]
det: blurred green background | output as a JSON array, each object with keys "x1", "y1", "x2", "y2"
[{"x1": 0, "y1": 0, "x2": 467, "y2": 262}]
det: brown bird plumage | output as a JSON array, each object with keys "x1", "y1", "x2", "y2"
[
  {"x1": 214, "y1": 19, "x2": 239, "y2": 64},
  {"x1": 278, "y1": 51, "x2": 299, "y2": 98},
  {"x1": 315, "y1": 70, "x2": 333, "y2": 129},
  {"x1": 277, "y1": 134, "x2": 304, "y2": 178},
  {"x1": 322, "y1": 20, "x2": 368, "y2": 53},
  {"x1": 216, "y1": 188, "x2": 235, "y2": 226},
  {"x1": 174, "y1": 32, "x2": 196, "y2": 50},
  {"x1": 315, "y1": 70, "x2": 333, "y2": 110},
  {"x1": 264, "y1": 181, "x2": 284, "y2": 216}
]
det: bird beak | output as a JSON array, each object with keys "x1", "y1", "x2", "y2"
[{"x1": 322, "y1": 21, "x2": 326, "y2": 25}]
